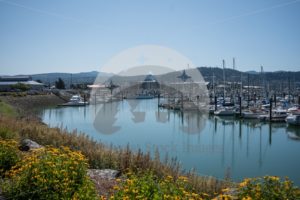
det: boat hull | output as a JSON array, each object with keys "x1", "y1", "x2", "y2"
[
  {"x1": 286, "y1": 115, "x2": 300, "y2": 126},
  {"x1": 58, "y1": 102, "x2": 89, "y2": 107},
  {"x1": 214, "y1": 110, "x2": 235, "y2": 116}
]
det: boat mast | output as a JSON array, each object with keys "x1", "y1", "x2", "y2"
[
  {"x1": 223, "y1": 59, "x2": 226, "y2": 100},
  {"x1": 232, "y1": 58, "x2": 235, "y2": 103},
  {"x1": 240, "y1": 71, "x2": 243, "y2": 98},
  {"x1": 261, "y1": 66, "x2": 265, "y2": 100},
  {"x1": 213, "y1": 71, "x2": 215, "y2": 97},
  {"x1": 233, "y1": 57, "x2": 235, "y2": 70},
  {"x1": 231, "y1": 57, "x2": 237, "y2": 101}
]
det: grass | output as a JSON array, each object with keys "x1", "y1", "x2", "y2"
[{"x1": 0, "y1": 100, "x2": 17, "y2": 117}]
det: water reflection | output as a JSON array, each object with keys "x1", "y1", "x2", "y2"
[
  {"x1": 41, "y1": 99, "x2": 300, "y2": 185},
  {"x1": 93, "y1": 102, "x2": 121, "y2": 134},
  {"x1": 155, "y1": 109, "x2": 169, "y2": 123},
  {"x1": 179, "y1": 111, "x2": 206, "y2": 134},
  {"x1": 92, "y1": 99, "x2": 207, "y2": 135},
  {"x1": 286, "y1": 126, "x2": 300, "y2": 140}
]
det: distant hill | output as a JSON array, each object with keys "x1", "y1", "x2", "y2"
[
  {"x1": 198, "y1": 67, "x2": 300, "y2": 92},
  {"x1": 199, "y1": 67, "x2": 300, "y2": 82},
  {"x1": 28, "y1": 67, "x2": 300, "y2": 91},
  {"x1": 31, "y1": 71, "x2": 112, "y2": 87}
]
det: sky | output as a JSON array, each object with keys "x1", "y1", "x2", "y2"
[{"x1": 0, "y1": 0, "x2": 300, "y2": 75}]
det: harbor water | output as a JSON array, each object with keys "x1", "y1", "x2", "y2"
[{"x1": 40, "y1": 99, "x2": 300, "y2": 185}]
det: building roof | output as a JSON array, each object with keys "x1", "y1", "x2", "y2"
[
  {"x1": 0, "y1": 81, "x2": 44, "y2": 86},
  {"x1": 143, "y1": 74, "x2": 157, "y2": 82},
  {"x1": 0, "y1": 75, "x2": 31, "y2": 82}
]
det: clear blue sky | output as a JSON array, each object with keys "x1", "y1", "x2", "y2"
[{"x1": 1, "y1": 0, "x2": 300, "y2": 75}]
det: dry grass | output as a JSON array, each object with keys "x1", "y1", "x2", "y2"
[
  {"x1": 0, "y1": 94, "x2": 65, "y2": 117},
  {"x1": 0, "y1": 115, "x2": 232, "y2": 194}
]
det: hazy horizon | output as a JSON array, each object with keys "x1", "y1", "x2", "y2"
[
  {"x1": 1, "y1": 66, "x2": 300, "y2": 77},
  {"x1": 1, "y1": 0, "x2": 300, "y2": 75}
]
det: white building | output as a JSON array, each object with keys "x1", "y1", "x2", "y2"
[{"x1": 0, "y1": 75, "x2": 44, "y2": 91}]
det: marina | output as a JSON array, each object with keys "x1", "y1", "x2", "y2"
[
  {"x1": 42, "y1": 66, "x2": 300, "y2": 186},
  {"x1": 41, "y1": 98, "x2": 300, "y2": 185}
]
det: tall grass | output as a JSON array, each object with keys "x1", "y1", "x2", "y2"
[
  {"x1": 0, "y1": 116, "x2": 231, "y2": 194},
  {"x1": 0, "y1": 100, "x2": 17, "y2": 117}
]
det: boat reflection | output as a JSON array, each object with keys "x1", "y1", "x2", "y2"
[
  {"x1": 286, "y1": 126, "x2": 300, "y2": 140},
  {"x1": 179, "y1": 111, "x2": 207, "y2": 134}
]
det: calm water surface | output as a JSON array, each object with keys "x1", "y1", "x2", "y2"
[{"x1": 41, "y1": 99, "x2": 300, "y2": 185}]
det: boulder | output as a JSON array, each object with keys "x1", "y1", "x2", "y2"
[
  {"x1": 87, "y1": 169, "x2": 120, "y2": 180},
  {"x1": 19, "y1": 139, "x2": 43, "y2": 151}
]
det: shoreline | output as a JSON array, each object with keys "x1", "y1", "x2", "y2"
[
  {"x1": 1, "y1": 94, "x2": 300, "y2": 199},
  {"x1": 0, "y1": 94, "x2": 65, "y2": 118}
]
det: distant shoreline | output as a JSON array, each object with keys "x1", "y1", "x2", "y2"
[{"x1": 0, "y1": 94, "x2": 65, "y2": 118}]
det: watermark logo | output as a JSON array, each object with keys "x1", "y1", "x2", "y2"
[{"x1": 91, "y1": 45, "x2": 209, "y2": 134}]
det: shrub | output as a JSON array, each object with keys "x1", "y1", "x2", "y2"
[
  {"x1": 2, "y1": 146, "x2": 98, "y2": 200},
  {"x1": 0, "y1": 127, "x2": 18, "y2": 139},
  {"x1": 110, "y1": 171, "x2": 211, "y2": 200},
  {"x1": 11, "y1": 83, "x2": 30, "y2": 92},
  {"x1": 237, "y1": 176, "x2": 300, "y2": 199},
  {"x1": 0, "y1": 140, "x2": 20, "y2": 177}
]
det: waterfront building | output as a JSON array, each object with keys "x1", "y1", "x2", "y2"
[{"x1": 0, "y1": 75, "x2": 44, "y2": 91}]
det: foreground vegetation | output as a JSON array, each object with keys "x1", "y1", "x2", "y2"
[
  {"x1": 1, "y1": 96, "x2": 300, "y2": 199},
  {"x1": 1, "y1": 141, "x2": 97, "y2": 199}
]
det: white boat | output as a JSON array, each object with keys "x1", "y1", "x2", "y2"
[
  {"x1": 209, "y1": 105, "x2": 215, "y2": 114},
  {"x1": 242, "y1": 109, "x2": 266, "y2": 119},
  {"x1": 59, "y1": 95, "x2": 89, "y2": 106},
  {"x1": 287, "y1": 105, "x2": 300, "y2": 114},
  {"x1": 242, "y1": 111, "x2": 262, "y2": 119},
  {"x1": 259, "y1": 109, "x2": 288, "y2": 122},
  {"x1": 286, "y1": 114, "x2": 300, "y2": 126},
  {"x1": 214, "y1": 108, "x2": 235, "y2": 116}
]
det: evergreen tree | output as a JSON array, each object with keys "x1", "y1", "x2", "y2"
[{"x1": 55, "y1": 78, "x2": 65, "y2": 89}]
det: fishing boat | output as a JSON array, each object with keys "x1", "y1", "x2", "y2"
[
  {"x1": 59, "y1": 95, "x2": 89, "y2": 106},
  {"x1": 286, "y1": 114, "x2": 300, "y2": 126}
]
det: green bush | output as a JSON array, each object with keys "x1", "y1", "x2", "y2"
[
  {"x1": 0, "y1": 140, "x2": 20, "y2": 177},
  {"x1": 2, "y1": 146, "x2": 98, "y2": 200},
  {"x1": 0, "y1": 127, "x2": 18, "y2": 139},
  {"x1": 110, "y1": 171, "x2": 210, "y2": 200},
  {"x1": 11, "y1": 83, "x2": 30, "y2": 92},
  {"x1": 237, "y1": 176, "x2": 300, "y2": 199}
]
